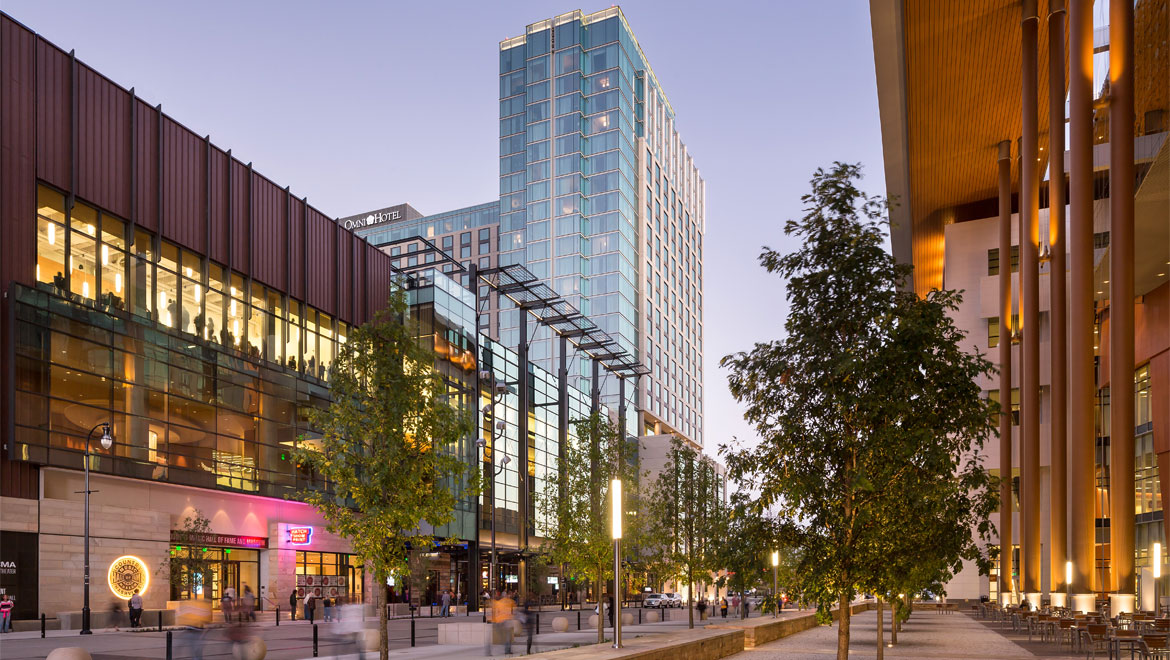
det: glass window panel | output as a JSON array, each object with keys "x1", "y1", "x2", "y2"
[
  {"x1": 202, "y1": 288, "x2": 223, "y2": 344},
  {"x1": 208, "y1": 263, "x2": 225, "y2": 292},
  {"x1": 71, "y1": 203, "x2": 98, "y2": 236},
  {"x1": 157, "y1": 268, "x2": 178, "y2": 328},
  {"x1": 37, "y1": 186, "x2": 66, "y2": 223},
  {"x1": 70, "y1": 231, "x2": 97, "y2": 301},
  {"x1": 227, "y1": 285, "x2": 245, "y2": 348},
  {"x1": 286, "y1": 301, "x2": 301, "y2": 371},
  {"x1": 130, "y1": 256, "x2": 153, "y2": 319},
  {"x1": 181, "y1": 275, "x2": 201, "y2": 335},
  {"x1": 37, "y1": 217, "x2": 67, "y2": 289},
  {"x1": 160, "y1": 242, "x2": 179, "y2": 272},
  {"x1": 319, "y1": 315, "x2": 334, "y2": 379},
  {"x1": 101, "y1": 214, "x2": 127, "y2": 250},
  {"x1": 100, "y1": 245, "x2": 127, "y2": 310}
]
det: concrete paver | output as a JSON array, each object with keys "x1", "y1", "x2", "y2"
[{"x1": 727, "y1": 609, "x2": 1079, "y2": 660}]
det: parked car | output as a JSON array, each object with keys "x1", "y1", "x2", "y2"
[
  {"x1": 643, "y1": 593, "x2": 668, "y2": 608},
  {"x1": 664, "y1": 593, "x2": 683, "y2": 608}
]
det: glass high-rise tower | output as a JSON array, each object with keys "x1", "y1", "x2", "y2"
[{"x1": 497, "y1": 7, "x2": 705, "y2": 446}]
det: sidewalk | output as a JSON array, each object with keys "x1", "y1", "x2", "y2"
[{"x1": 726, "y1": 609, "x2": 1079, "y2": 659}]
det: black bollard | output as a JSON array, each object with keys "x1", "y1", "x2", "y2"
[
  {"x1": 310, "y1": 608, "x2": 314, "y2": 625},
  {"x1": 313, "y1": 623, "x2": 319, "y2": 657},
  {"x1": 577, "y1": 610, "x2": 581, "y2": 630},
  {"x1": 276, "y1": 606, "x2": 280, "y2": 626},
  {"x1": 536, "y1": 612, "x2": 540, "y2": 635},
  {"x1": 411, "y1": 618, "x2": 416, "y2": 647},
  {"x1": 41, "y1": 612, "x2": 46, "y2": 637},
  {"x1": 639, "y1": 609, "x2": 642, "y2": 625},
  {"x1": 166, "y1": 631, "x2": 173, "y2": 660}
]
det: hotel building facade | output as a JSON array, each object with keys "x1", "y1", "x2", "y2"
[
  {"x1": 351, "y1": 7, "x2": 708, "y2": 449},
  {"x1": 872, "y1": 0, "x2": 1168, "y2": 609}
]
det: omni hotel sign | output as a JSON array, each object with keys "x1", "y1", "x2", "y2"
[{"x1": 339, "y1": 203, "x2": 420, "y2": 230}]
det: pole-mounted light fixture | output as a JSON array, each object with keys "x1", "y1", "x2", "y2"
[
  {"x1": 1155, "y1": 543, "x2": 1162, "y2": 580},
  {"x1": 1066, "y1": 560, "x2": 1073, "y2": 585},
  {"x1": 611, "y1": 479, "x2": 623, "y2": 540},
  {"x1": 612, "y1": 477, "x2": 623, "y2": 649}
]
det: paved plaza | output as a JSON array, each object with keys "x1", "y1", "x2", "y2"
[{"x1": 728, "y1": 609, "x2": 1079, "y2": 660}]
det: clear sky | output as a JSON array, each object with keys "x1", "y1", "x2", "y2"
[{"x1": 4, "y1": 0, "x2": 887, "y2": 461}]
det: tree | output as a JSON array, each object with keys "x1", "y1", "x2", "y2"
[
  {"x1": 645, "y1": 436, "x2": 723, "y2": 628},
  {"x1": 721, "y1": 163, "x2": 997, "y2": 660},
  {"x1": 158, "y1": 509, "x2": 215, "y2": 601},
  {"x1": 711, "y1": 492, "x2": 777, "y2": 617},
  {"x1": 537, "y1": 411, "x2": 638, "y2": 645},
  {"x1": 292, "y1": 288, "x2": 477, "y2": 660}
]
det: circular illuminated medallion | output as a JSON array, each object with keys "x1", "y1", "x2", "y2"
[{"x1": 107, "y1": 555, "x2": 149, "y2": 600}]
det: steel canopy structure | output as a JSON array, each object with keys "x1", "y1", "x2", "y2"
[{"x1": 475, "y1": 263, "x2": 649, "y2": 378}]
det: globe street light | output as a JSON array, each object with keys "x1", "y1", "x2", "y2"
[
  {"x1": 612, "y1": 478, "x2": 623, "y2": 649},
  {"x1": 81, "y1": 422, "x2": 113, "y2": 635}
]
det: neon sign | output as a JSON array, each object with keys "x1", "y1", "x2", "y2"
[{"x1": 288, "y1": 526, "x2": 313, "y2": 545}]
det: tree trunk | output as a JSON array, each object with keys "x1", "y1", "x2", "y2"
[
  {"x1": 837, "y1": 593, "x2": 850, "y2": 660},
  {"x1": 891, "y1": 596, "x2": 898, "y2": 645},
  {"x1": 876, "y1": 597, "x2": 884, "y2": 660},
  {"x1": 376, "y1": 568, "x2": 389, "y2": 660}
]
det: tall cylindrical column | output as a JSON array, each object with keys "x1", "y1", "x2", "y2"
[
  {"x1": 1109, "y1": 0, "x2": 1136, "y2": 606},
  {"x1": 998, "y1": 139, "x2": 1015, "y2": 604},
  {"x1": 1019, "y1": 0, "x2": 1042, "y2": 603},
  {"x1": 1048, "y1": 0, "x2": 1069, "y2": 605},
  {"x1": 1068, "y1": 0, "x2": 1096, "y2": 610}
]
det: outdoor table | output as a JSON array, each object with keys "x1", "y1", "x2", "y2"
[{"x1": 1110, "y1": 633, "x2": 1144, "y2": 660}]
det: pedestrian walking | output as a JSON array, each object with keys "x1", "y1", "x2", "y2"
[
  {"x1": 484, "y1": 590, "x2": 515, "y2": 657},
  {"x1": 241, "y1": 584, "x2": 256, "y2": 622},
  {"x1": 304, "y1": 592, "x2": 316, "y2": 622},
  {"x1": 289, "y1": 588, "x2": 299, "y2": 618},
  {"x1": 109, "y1": 598, "x2": 124, "y2": 630},
  {"x1": 0, "y1": 595, "x2": 13, "y2": 633},
  {"x1": 129, "y1": 588, "x2": 144, "y2": 627},
  {"x1": 522, "y1": 593, "x2": 537, "y2": 655},
  {"x1": 720, "y1": 596, "x2": 728, "y2": 618},
  {"x1": 441, "y1": 589, "x2": 452, "y2": 617},
  {"x1": 221, "y1": 590, "x2": 234, "y2": 623},
  {"x1": 323, "y1": 596, "x2": 333, "y2": 622},
  {"x1": 338, "y1": 603, "x2": 366, "y2": 659}
]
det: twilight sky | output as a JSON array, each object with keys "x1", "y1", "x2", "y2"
[{"x1": 5, "y1": 0, "x2": 887, "y2": 463}]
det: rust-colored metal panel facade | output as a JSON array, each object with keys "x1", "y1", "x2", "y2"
[
  {"x1": 134, "y1": 99, "x2": 158, "y2": 231},
  {"x1": 34, "y1": 39, "x2": 69, "y2": 191},
  {"x1": 1, "y1": 13, "x2": 405, "y2": 498},
  {"x1": 208, "y1": 147, "x2": 230, "y2": 264},
  {"x1": 288, "y1": 196, "x2": 305, "y2": 301},
  {"x1": 77, "y1": 66, "x2": 132, "y2": 218},
  {"x1": 161, "y1": 119, "x2": 207, "y2": 253},
  {"x1": 250, "y1": 174, "x2": 286, "y2": 291}
]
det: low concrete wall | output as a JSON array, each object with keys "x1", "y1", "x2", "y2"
[
  {"x1": 57, "y1": 608, "x2": 176, "y2": 631},
  {"x1": 706, "y1": 602, "x2": 877, "y2": 648},
  {"x1": 538, "y1": 628, "x2": 745, "y2": 660}
]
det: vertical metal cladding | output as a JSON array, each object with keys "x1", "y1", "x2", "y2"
[
  {"x1": 161, "y1": 120, "x2": 208, "y2": 253},
  {"x1": 208, "y1": 148, "x2": 231, "y2": 264},
  {"x1": 133, "y1": 100, "x2": 159, "y2": 232},
  {"x1": 34, "y1": 39, "x2": 69, "y2": 190},
  {"x1": 249, "y1": 175, "x2": 286, "y2": 290},
  {"x1": 77, "y1": 67, "x2": 132, "y2": 218},
  {"x1": 1, "y1": 16, "x2": 37, "y2": 288}
]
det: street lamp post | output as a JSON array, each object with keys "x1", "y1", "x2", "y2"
[
  {"x1": 612, "y1": 478, "x2": 622, "y2": 649},
  {"x1": 476, "y1": 373, "x2": 510, "y2": 603},
  {"x1": 772, "y1": 550, "x2": 779, "y2": 618},
  {"x1": 81, "y1": 422, "x2": 113, "y2": 635}
]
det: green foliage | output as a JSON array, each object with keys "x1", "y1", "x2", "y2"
[
  {"x1": 721, "y1": 163, "x2": 997, "y2": 659},
  {"x1": 644, "y1": 436, "x2": 724, "y2": 629},
  {"x1": 291, "y1": 288, "x2": 477, "y2": 660},
  {"x1": 536, "y1": 411, "x2": 639, "y2": 644},
  {"x1": 158, "y1": 509, "x2": 215, "y2": 600},
  {"x1": 711, "y1": 492, "x2": 778, "y2": 599}
]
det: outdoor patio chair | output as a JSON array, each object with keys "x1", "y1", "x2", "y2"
[
  {"x1": 1080, "y1": 623, "x2": 1110, "y2": 660},
  {"x1": 1141, "y1": 635, "x2": 1170, "y2": 660},
  {"x1": 1058, "y1": 618, "x2": 1078, "y2": 648}
]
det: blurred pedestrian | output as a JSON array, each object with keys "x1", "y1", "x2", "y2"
[
  {"x1": 289, "y1": 588, "x2": 298, "y2": 619},
  {"x1": 323, "y1": 596, "x2": 333, "y2": 622},
  {"x1": 720, "y1": 596, "x2": 728, "y2": 618},
  {"x1": 221, "y1": 590, "x2": 234, "y2": 623},
  {"x1": 522, "y1": 593, "x2": 537, "y2": 654},
  {"x1": 441, "y1": 589, "x2": 452, "y2": 617},
  {"x1": 485, "y1": 590, "x2": 515, "y2": 657},
  {"x1": 304, "y1": 591, "x2": 316, "y2": 622},
  {"x1": 338, "y1": 603, "x2": 367, "y2": 659},
  {"x1": 109, "y1": 598, "x2": 124, "y2": 630},
  {"x1": 241, "y1": 584, "x2": 256, "y2": 622},
  {"x1": 129, "y1": 589, "x2": 144, "y2": 627}
]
